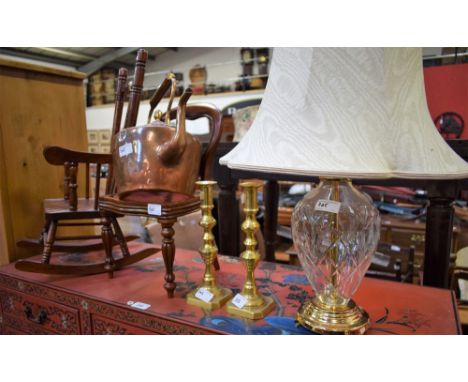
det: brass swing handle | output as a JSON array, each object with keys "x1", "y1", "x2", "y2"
[
  {"x1": 156, "y1": 88, "x2": 192, "y2": 165},
  {"x1": 147, "y1": 73, "x2": 178, "y2": 124},
  {"x1": 24, "y1": 306, "x2": 48, "y2": 325}
]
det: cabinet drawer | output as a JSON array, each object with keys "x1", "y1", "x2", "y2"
[
  {"x1": 91, "y1": 314, "x2": 157, "y2": 335},
  {"x1": 0, "y1": 289, "x2": 80, "y2": 334},
  {"x1": 2, "y1": 313, "x2": 55, "y2": 334},
  {"x1": 381, "y1": 228, "x2": 425, "y2": 251}
]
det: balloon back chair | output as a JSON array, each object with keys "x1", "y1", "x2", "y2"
[{"x1": 99, "y1": 73, "x2": 222, "y2": 297}]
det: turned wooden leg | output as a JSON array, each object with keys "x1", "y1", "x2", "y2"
[
  {"x1": 101, "y1": 216, "x2": 115, "y2": 279},
  {"x1": 68, "y1": 162, "x2": 78, "y2": 211},
  {"x1": 158, "y1": 218, "x2": 177, "y2": 298},
  {"x1": 41, "y1": 220, "x2": 57, "y2": 264},
  {"x1": 39, "y1": 219, "x2": 51, "y2": 245},
  {"x1": 63, "y1": 161, "x2": 71, "y2": 200},
  {"x1": 110, "y1": 216, "x2": 129, "y2": 257}
]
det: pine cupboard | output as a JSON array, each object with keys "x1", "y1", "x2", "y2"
[{"x1": 0, "y1": 58, "x2": 88, "y2": 264}]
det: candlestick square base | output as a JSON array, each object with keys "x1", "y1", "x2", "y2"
[
  {"x1": 186, "y1": 287, "x2": 233, "y2": 310},
  {"x1": 226, "y1": 295, "x2": 275, "y2": 320}
]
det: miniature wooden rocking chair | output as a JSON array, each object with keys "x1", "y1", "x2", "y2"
[{"x1": 15, "y1": 49, "x2": 158, "y2": 276}]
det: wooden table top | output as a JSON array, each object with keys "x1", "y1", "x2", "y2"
[{"x1": 0, "y1": 242, "x2": 461, "y2": 335}]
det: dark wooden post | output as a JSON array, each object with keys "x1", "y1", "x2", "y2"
[
  {"x1": 212, "y1": 143, "x2": 240, "y2": 257},
  {"x1": 423, "y1": 181, "x2": 458, "y2": 288},
  {"x1": 68, "y1": 162, "x2": 78, "y2": 211},
  {"x1": 63, "y1": 161, "x2": 70, "y2": 200},
  {"x1": 263, "y1": 180, "x2": 279, "y2": 262},
  {"x1": 216, "y1": 170, "x2": 239, "y2": 257},
  {"x1": 124, "y1": 49, "x2": 148, "y2": 129},
  {"x1": 101, "y1": 216, "x2": 115, "y2": 279}
]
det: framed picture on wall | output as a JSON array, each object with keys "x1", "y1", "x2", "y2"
[
  {"x1": 99, "y1": 145, "x2": 110, "y2": 154},
  {"x1": 88, "y1": 144, "x2": 99, "y2": 153},
  {"x1": 99, "y1": 130, "x2": 111, "y2": 144},
  {"x1": 88, "y1": 131, "x2": 99, "y2": 144}
]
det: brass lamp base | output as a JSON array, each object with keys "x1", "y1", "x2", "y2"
[
  {"x1": 186, "y1": 287, "x2": 233, "y2": 310},
  {"x1": 226, "y1": 295, "x2": 275, "y2": 320},
  {"x1": 296, "y1": 297, "x2": 370, "y2": 335}
]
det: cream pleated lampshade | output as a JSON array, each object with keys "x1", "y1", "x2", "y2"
[{"x1": 220, "y1": 48, "x2": 468, "y2": 179}]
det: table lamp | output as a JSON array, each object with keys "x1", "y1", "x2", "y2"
[{"x1": 220, "y1": 48, "x2": 468, "y2": 334}]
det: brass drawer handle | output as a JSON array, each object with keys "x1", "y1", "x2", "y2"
[
  {"x1": 24, "y1": 306, "x2": 47, "y2": 325},
  {"x1": 410, "y1": 234, "x2": 425, "y2": 243}
]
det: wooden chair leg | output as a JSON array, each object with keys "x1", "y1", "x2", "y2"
[
  {"x1": 41, "y1": 220, "x2": 57, "y2": 264},
  {"x1": 110, "y1": 216, "x2": 129, "y2": 257},
  {"x1": 101, "y1": 216, "x2": 116, "y2": 279},
  {"x1": 39, "y1": 219, "x2": 51, "y2": 245},
  {"x1": 158, "y1": 218, "x2": 177, "y2": 298}
]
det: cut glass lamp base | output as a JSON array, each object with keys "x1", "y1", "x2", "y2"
[{"x1": 296, "y1": 297, "x2": 370, "y2": 335}]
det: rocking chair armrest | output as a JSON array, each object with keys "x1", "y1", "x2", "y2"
[{"x1": 43, "y1": 146, "x2": 113, "y2": 166}]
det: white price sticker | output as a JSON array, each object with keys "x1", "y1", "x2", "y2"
[
  {"x1": 231, "y1": 293, "x2": 247, "y2": 309},
  {"x1": 147, "y1": 203, "x2": 162, "y2": 216},
  {"x1": 315, "y1": 199, "x2": 341, "y2": 214},
  {"x1": 130, "y1": 301, "x2": 151, "y2": 310},
  {"x1": 195, "y1": 288, "x2": 214, "y2": 303},
  {"x1": 119, "y1": 142, "x2": 133, "y2": 157},
  {"x1": 372, "y1": 253, "x2": 390, "y2": 267},
  {"x1": 390, "y1": 245, "x2": 401, "y2": 252}
]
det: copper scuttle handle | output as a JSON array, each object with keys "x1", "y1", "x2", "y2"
[{"x1": 156, "y1": 87, "x2": 192, "y2": 165}]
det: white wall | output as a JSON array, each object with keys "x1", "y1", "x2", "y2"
[
  {"x1": 89, "y1": 47, "x2": 439, "y2": 133},
  {"x1": 86, "y1": 90, "x2": 264, "y2": 134},
  {"x1": 422, "y1": 47, "x2": 442, "y2": 57},
  {"x1": 87, "y1": 47, "x2": 268, "y2": 134},
  {"x1": 142, "y1": 47, "x2": 243, "y2": 90}
]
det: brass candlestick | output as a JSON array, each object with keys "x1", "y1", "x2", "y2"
[
  {"x1": 226, "y1": 182, "x2": 275, "y2": 319},
  {"x1": 186, "y1": 180, "x2": 233, "y2": 309}
]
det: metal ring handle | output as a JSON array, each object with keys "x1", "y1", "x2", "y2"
[
  {"x1": 147, "y1": 73, "x2": 177, "y2": 125},
  {"x1": 24, "y1": 306, "x2": 47, "y2": 325}
]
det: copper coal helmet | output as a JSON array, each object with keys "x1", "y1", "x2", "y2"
[{"x1": 113, "y1": 74, "x2": 201, "y2": 196}]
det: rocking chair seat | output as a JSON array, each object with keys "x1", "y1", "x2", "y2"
[
  {"x1": 99, "y1": 189, "x2": 201, "y2": 298},
  {"x1": 99, "y1": 190, "x2": 200, "y2": 219},
  {"x1": 44, "y1": 198, "x2": 100, "y2": 219}
]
